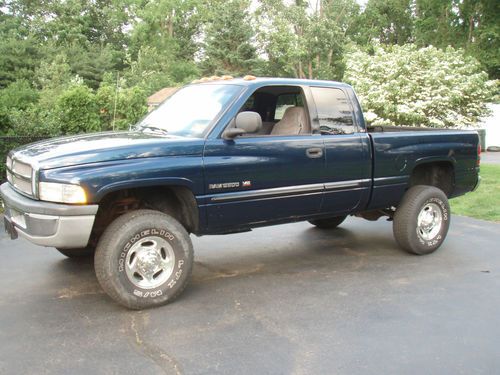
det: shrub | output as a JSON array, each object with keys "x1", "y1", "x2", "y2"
[
  {"x1": 55, "y1": 84, "x2": 101, "y2": 134},
  {"x1": 96, "y1": 84, "x2": 148, "y2": 131},
  {"x1": 345, "y1": 43, "x2": 497, "y2": 128}
]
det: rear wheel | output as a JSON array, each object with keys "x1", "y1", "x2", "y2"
[
  {"x1": 308, "y1": 215, "x2": 347, "y2": 229},
  {"x1": 393, "y1": 185, "x2": 450, "y2": 255},
  {"x1": 94, "y1": 209, "x2": 193, "y2": 309},
  {"x1": 56, "y1": 246, "x2": 95, "y2": 258}
]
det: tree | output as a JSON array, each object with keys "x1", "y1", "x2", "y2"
[
  {"x1": 127, "y1": 0, "x2": 202, "y2": 83},
  {"x1": 0, "y1": 11, "x2": 42, "y2": 88},
  {"x1": 257, "y1": 0, "x2": 357, "y2": 80},
  {"x1": 356, "y1": 0, "x2": 413, "y2": 45},
  {"x1": 0, "y1": 80, "x2": 39, "y2": 133},
  {"x1": 413, "y1": 0, "x2": 455, "y2": 47},
  {"x1": 344, "y1": 43, "x2": 497, "y2": 128},
  {"x1": 200, "y1": 0, "x2": 258, "y2": 76},
  {"x1": 456, "y1": 0, "x2": 500, "y2": 79},
  {"x1": 121, "y1": 46, "x2": 177, "y2": 95}
]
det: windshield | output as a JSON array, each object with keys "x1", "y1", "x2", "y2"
[{"x1": 136, "y1": 84, "x2": 242, "y2": 137}]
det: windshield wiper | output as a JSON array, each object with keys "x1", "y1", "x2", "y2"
[{"x1": 138, "y1": 125, "x2": 169, "y2": 135}]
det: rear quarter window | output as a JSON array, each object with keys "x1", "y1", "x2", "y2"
[{"x1": 310, "y1": 87, "x2": 356, "y2": 135}]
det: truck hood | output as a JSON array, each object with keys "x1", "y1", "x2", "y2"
[{"x1": 11, "y1": 131, "x2": 205, "y2": 170}]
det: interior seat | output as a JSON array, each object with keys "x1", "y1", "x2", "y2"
[
  {"x1": 270, "y1": 107, "x2": 310, "y2": 136},
  {"x1": 257, "y1": 122, "x2": 275, "y2": 135}
]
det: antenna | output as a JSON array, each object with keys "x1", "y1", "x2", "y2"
[{"x1": 112, "y1": 72, "x2": 119, "y2": 131}]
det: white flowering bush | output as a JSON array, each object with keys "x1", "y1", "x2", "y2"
[{"x1": 344, "y1": 43, "x2": 498, "y2": 128}]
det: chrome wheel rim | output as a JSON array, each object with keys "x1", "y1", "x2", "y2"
[
  {"x1": 125, "y1": 236, "x2": 175, "y2": 289},
  {"x1": 417, "y1": 203, "x2": 443, "y2": 241}
]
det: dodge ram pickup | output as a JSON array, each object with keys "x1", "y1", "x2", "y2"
[{"x1": 1, "y1": 76, "x2": 481, "y2": 309}]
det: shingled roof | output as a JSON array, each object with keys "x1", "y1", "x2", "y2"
[{"x1": 147, "y1": 87, "x2": 179, "y2": 110}]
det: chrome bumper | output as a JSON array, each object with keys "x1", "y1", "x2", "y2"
[{"x1": 1, "y1": 183, "x2": 98, "y2": 248}]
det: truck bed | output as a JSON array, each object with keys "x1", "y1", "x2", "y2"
[{"x1": 366, "y1": 129, "x2": 480, "y2": 210}]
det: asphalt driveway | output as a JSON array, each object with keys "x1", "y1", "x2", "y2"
[{"x1": 1, "y1": 215, "x2": 499, "y2": 374}]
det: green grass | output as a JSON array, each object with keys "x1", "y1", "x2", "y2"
[{"x1": 450, "y1": 164, "x2": 500, "y2": 222}]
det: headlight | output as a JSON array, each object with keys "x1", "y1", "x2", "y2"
[
  {"x1": 39, "y1": 182, "x2": 87, "y2": 204},
  {"x1": 6, "y1": 155, "x2": 12, "y2": 170}
]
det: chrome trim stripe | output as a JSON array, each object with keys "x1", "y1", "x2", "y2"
[
  {"x1": 324, "y1": 178, "x2": 371, "y2": 191},
  {"x1": 210, "y1": 183, "x2": 324, "y2": 202},
  {"x1": 210, "y1": 179, "x2": 372, "y2": 202},
  {"x1": 373, "y1": 176, "x2": 408, "y2": 186}
]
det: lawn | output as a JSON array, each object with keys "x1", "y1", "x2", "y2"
[{"x1": 450, "y1": 163, "x2": 500, "y2": 222}]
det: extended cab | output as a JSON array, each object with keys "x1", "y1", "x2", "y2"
[{"x1": 1, "y1": 77, "x2": 481, "y2": 309}]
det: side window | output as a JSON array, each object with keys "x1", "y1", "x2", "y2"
[
  {"x1": 310, "y1": 87, "x2": 356, "y2": 135},
  {"x1": 242, "y1": 95, "x2": 255, "y2": 111},
  {"x1": 274, "y1": 94, "x2": 303, "y2": 121}
]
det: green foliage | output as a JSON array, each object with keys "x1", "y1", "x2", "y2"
[
  {"x1": 257, "y1": 0, "x2": 359, "y2": 80},
  {"x1": 34, "y1": 53, "x2": 73, "y2": 91},
  {"x1": 67, "y1": 43, "x2": 121, "y2": 90},
  {"x1": 355, "y1": 0, "x2": 413, "y2": 45},
  {"x1": 55, "y1": 84, "x2": 101, "y2": 134},
  {"x1": 122, "y1": 46, "x2": 176, "y2": 95},
  {"x1": 345, "y1": 43, "x2": 497, "y2": 128},
  {"x1": 0, "y1": 80, "x2": 39, "y2": 133},
  {"x1": 413, "y1": 0, "x2": 456, "y2": 47},
  {"x1": 0, "y1": 14, "x2": 42, "y2": 88},
  {"x1": 201, "y1": 0, "x2": 258, "y2": 76},
  {"x1": 96, "y1": 83, "x2": 148, "y2": 131}
]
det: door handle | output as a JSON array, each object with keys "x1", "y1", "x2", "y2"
[{"x1": 306, "y1": 147, "x2": 323, "y2": 158}]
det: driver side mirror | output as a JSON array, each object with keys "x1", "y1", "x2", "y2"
[{"x1": 223, "y1": 111, "x2": 262, "y2": 140}]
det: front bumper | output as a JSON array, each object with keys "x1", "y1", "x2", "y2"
[{"x1": 1, "y1": 183, "x2": 98, "y2": 248}]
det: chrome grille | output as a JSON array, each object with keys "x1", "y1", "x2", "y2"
[
  {"x1": 13, "y1": 160, "x2": 32, "y2": 178},
  {"x1": 6, "y1": 155, "x2": 34, "y2": 197}
]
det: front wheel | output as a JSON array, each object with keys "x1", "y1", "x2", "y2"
[
  {"x1": 94, "y1": 209, "x2": 194, "y2": 309},
  {"x1": 393, "y1": 185, "x2": 450, "y2": 255},
  {"x1": 56, "y1": 246, "x2": 95, "y2": 258}
]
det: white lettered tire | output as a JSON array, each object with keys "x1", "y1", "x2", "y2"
[
  {"x1": 94, "y1": 209, "x2": 193, "y2": 309},
  {"x1": 393, "y1": 185, "x2": 450, "y2": 255}
]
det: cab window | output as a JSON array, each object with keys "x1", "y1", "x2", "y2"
[
  {"x1": 274, "y1": 94, "x2": 304, "y2": 120},
  {"x1": 310, "y1": 87, "x2": 356, "y2": 135}
]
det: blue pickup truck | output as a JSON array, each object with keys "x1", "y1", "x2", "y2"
[{"x1": 1, "y1": 77, "x2": 481, "y2": 309}]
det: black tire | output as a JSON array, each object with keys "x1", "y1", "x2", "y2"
[
  {"x1": 56, "y1": 246, "x2": 95, "y2": 258},
  {"x1": 94, "y1": 209, "x2": 194, "y2": 309},
  {"x1": 309, "y1": 215, "x2": 347, "y2": 229},
  {"x1": 393, "y1": 185, "x2": 450, "y2": 255}
]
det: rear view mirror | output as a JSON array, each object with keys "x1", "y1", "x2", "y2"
[
  {"x1": 223, "y1": 111, "x2": 262, "y2": 140},
  {"x1": 223, "y1": 127, "x2": 246, "y2": 139}
]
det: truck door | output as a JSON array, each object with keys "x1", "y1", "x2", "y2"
[
  {"x1": 308, "y1": 86, "x2": 372, "y2": 214},
  {"x1": 202, "y1": 86, "x2": 325, "y2": 231}
]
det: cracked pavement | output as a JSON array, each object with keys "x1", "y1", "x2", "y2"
[{"x1": 1, "y1": 215, "x2": 500, "y2": 374}]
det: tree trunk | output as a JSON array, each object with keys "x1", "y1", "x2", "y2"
[
  {"x1": 168, "y1": 9, "x2": 175, "y2": 37},
  {"x1": 327, "y1": 49, "x2": 333, "y2": 67},
  {"x1": 468, "y1": 15, "x2": 474, "y2": 44},
  {"x1": 298, "y1": 61, "x2": 306, "y2": 79}
]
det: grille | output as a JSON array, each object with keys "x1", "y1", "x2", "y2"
[{"x1": 6, "y1": 156, "x2": 34, "y2": 197}]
